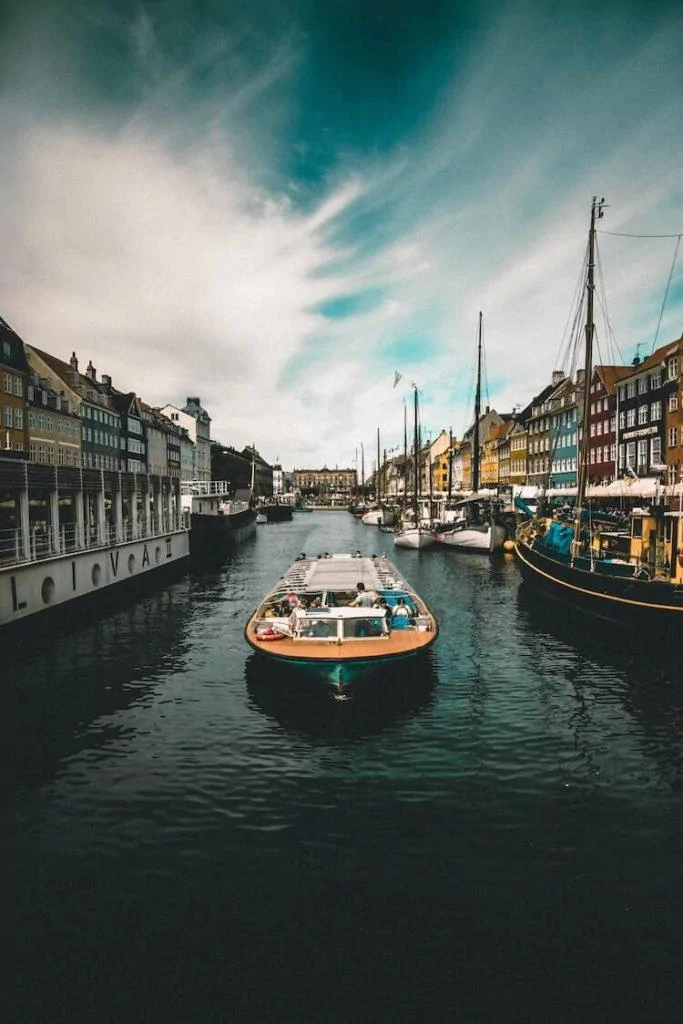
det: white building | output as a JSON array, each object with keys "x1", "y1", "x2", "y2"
[
  {"x1": 161, "y1": 397, "x2": 211, "y2": 481},
  {"x1": 272, "y1": 463, "x2": 284, "y2": 495}
]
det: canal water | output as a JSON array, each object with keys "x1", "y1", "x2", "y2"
[{"x1": 2, "y1": 511, "x2": 683, "y2": 1022}]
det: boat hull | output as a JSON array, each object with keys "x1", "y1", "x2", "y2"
[
  {"x1": 515, "y1": 536, "x2": 683, "y2": 626},
  {"x1": 247, "y1": 644, "x2": 433, "y2": 688},
  {"x1": 394, "y1": 528, "x2": 435, "y2": 549},
  {"x1": 190, "y1": 508, "x2": 257, "y2": 553},
  {"x1": 435, "y1": 523, "x2": 506, "y2": 552}
]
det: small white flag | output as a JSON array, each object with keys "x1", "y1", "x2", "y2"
[{"x1": 393, "y1": 371, "x2": 403, "y2": 389}]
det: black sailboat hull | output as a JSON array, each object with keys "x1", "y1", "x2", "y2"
[{"x1": 515, "y1": 537, "x2": 683, "y2": 627}]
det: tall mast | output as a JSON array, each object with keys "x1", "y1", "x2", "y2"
[
  {"x1": 377, "y1": 427, "x2": 381, "y2": 504},
  {"x1": 361, "y1": 442, "x2": 365, "y2": 499},
  {"x1": 576, "y1": 197, "x2": 605, "y2": 510},
  {"x1": 403, "y1": 400, "x2": 408, "y2": 504},
  {"x1": 447, "y1": 425, "x2": 453, "y2": 501},
  {"x1": 413, "y1": 385, "x2": 420, "y2": 523},
  {"x1": 472, "y1": 311, "x2": 482, "y2": 493}
]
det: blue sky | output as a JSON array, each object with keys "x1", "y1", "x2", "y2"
[{"x1": 1, "y1": 0, "x2": 682, "y2": 471}]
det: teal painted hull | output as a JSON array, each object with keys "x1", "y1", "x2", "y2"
[{"x1": 253, "y1": 647, "x2": 426, "y2": 689}]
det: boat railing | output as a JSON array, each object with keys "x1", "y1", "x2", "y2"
[
  {"x1": 181, "y1": 480, "x2": 233, "y2": 497},
  {"x1": 0, "y1": 516, "x2": 186, "y2": 569}
]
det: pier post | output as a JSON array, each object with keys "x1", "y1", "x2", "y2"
[
  {"x1": 49, "y1": 488, "x2": 61, "y2": 555},
  {"x1": 114, "y1": 489, "x2": 123, "y2": 543},
  {"x1": 97, "y1": 476, "x2": 107, "y2": 546},
  {"x1": 131, "y1": 477, "x2": 139, "y2": 539},
  {"x1": 145, "y1": 481, "x2": 152, "y2": 538},
  {"x1": 19, "y1": 482, "x2": 30, "y2": 562},
  {"x1": 75, "y1": 488, "x2": 85, "y2": 549}
]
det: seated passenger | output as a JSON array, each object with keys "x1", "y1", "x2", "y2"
[
  {"x1": 349, "y1": 582, "x2": 376, "y2": 607},
  {"x1": 392, "y1": 597, "x2": 411, "y2": 619}
]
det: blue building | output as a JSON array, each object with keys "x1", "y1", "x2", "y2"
[{"x1": 548, "y1": 374, "x2": 582, "y2": 491}]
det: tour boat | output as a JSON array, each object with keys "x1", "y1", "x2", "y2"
[
  {"x1": 181, "y1": 480, "x2": 257, "y2": 553},
  {"x1": 244, "y1": 553, "x2": 438, "y2": 689},
  {"x1": 515, "y1": 197, "x2": 683, "y2": 627}
]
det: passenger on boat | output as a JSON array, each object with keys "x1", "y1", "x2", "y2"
[
  {"x1": 393, "y1": 597, "x2": 411, "y2": 618},
  {"x1": 349, "y1": 582, "x2": 375, "y2": 607}
]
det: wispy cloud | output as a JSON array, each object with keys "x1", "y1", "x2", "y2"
[{"x1": 1, "y1": 0, "x2": 682, "y2": 469}]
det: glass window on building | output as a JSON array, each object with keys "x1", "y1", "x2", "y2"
[
  {"x1": 669, "y1": 427, "x2": 678, "y2": 448},
  {"x1": 668, "y1": 357, "x2": 678, "y2": 381},
  {"x1": 651, "y1": 370, "x2": 662, "y2": 388}
]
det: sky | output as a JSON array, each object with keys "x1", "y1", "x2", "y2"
[{"x1": 2, "y1": 0, "x2": 683, "y2": 473}]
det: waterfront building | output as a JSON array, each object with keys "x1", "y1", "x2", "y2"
[
  {"x1": 548, "y1": 374, "x2": 581, "y2": 491},
  {"x1": 616, "y1": 343, "x2": 677, "y2": 480},
  {"x1": 26, "y1": 348, "x2": 122, "y2": 471},
  {"x1": 243, "y1": 446, "x2": 273, "y2": 498},
  {"x1": 273, "y1": 463, "x2": 284, "y2": 496},
  {"x1": 481, "y1": 423, "x2": 508, "y2": 488},
  {"x1": 27, "y1": 372, "x2": 81, "y2": 466},
  {"x1": 526, "y1": 374, "x2": 565, "y2": 489},
  {"x1": 141, "y1": 403, "x2": 185, "y2": 478},
  {"x1": 663, "y1": 333, "x2": 683, "y2": 485},
  {"x1": 461, "y1": 407, "x2": 504, "y2": 491},
  {"x1": 161, "y1": 398, "x2": 211, "y2": 481},
  {"x1": 210, "y1": 443, "x2": 258, "y2": 494},
  {"x1": 292, "y1": 467, "x2": 356, "y2": 501},
  {"x1": 587, "y1": 365, "x2": 630, "y2": 485},
  {"x1": 0, "y1": 317, "x2": 29, "y2": 457},
  {"x1": 96, "y1": 377, "x2": 147, "y2": 474},
  {"x1": 507, "y1": 421, "x2": 528, "y2": 487}
]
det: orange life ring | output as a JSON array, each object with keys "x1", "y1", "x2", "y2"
[{"x1": 257, "y1": 629, "x2": 285, "y2": 642}]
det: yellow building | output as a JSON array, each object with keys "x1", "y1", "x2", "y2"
[{"x1": 0, "y1": 318, "x2": 29, "y2": 456}]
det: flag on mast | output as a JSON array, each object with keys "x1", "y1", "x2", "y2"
[{"x1": 393, "y1": 371, "x2": 403, "y2": 389}]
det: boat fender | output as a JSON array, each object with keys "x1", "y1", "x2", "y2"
[{"x1": 678, "y1": 547, "x2": 683, "y2": 568}]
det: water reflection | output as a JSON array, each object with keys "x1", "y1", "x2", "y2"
[
  {"x1": 517, "y1": 584, "x2": 683, "y2": 789},
  {"x1": 245, "y1": 649, "x2": 438, "y2": 741},
  {"x1": 0, "y1": 577, "x2": 194, "y2": 802}
]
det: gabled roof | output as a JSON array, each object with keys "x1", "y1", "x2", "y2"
[
  {"x1": 26, "y1": 345, "x2": 108, "y2": 405},
  {"x1": 592, "y1": 364, "x2": 633, "y2": 393},
  {"x1": 0, "y1": 317, "x2": 29, "y2": 373}
]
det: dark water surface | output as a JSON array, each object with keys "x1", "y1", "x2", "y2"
[{"x1": 3, "y1": 512, "x2": 683, "y2": 1022}]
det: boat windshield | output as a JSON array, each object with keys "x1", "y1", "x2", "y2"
[
  {"x1": 342, "y1": 616, "x2": 387, "y2": 639},
  {"x1": 296, "y1": 616, "x2": 338, "y2": 640}
]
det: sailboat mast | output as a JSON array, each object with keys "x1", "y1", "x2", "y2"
[
  {"x1": 447, "y1": 426, "x2": 453, "y2": 501},
  {"x1": 413, "y1": 386, "x2": 420, "y2": 523},
  {"x1": 361, "y1": 443, "x2": 365, "y2": 500},
  {"x1": 577, "y1": 197, "x2": 604, "y2": 510},
  {"x1": 472, "y1": 312, "x2": 482, "y2": 493},
  {"x1": 403, "y1": 401, "x2": 408, "y2": 504},
  {"x1": 377, "y1": 427, "x2": 381, "y2": 504}
]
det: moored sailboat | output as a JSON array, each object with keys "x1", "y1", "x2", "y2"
[
  {"x1": 515, "y1": 197, "x2": 683, "y2": 626},
  {"x1": 436, "y1": 312, "x2": 506, "y2": 553},
  {"x1": 395, "y1": 385, "x2": 436, "y2": 548}
]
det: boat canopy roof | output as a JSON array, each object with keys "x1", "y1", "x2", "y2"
[{"x1": 265, "y1": 553, "x2": 415, "y2": 597}]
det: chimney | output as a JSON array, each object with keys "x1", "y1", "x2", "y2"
[
  {"x1": 70, "y1": 352, "x2": 78, "y2": 372},
  {"x1": 576, "y1": 368, "x2": 585, "y2": 385},
  {"x1": 632, "y1": 355, "x2": 641, "y2": 367},
  {"x1": 101, "y1": 374, "x2": 112, "y2": 388},
  {"x1": 551, "y1": 370, "x2": 565, "y2": 385},
  {"x1": 86, "y1": 360, "x2": 96, "y2": 382}
]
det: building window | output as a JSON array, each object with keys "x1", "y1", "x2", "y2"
[
  {"x1": 668, "y1": 357, "x2": 678, "y2": 381},
  {"x1": 14, "y1": 408, "x2": 23, "y2": 428},
  {"x1": 669, "y1": 427, "x2": 678, "y2": 448},
  {"x1": 626, "y1": 409, "x2": 636, "y2": 428},
  {"x1": 651, "y1": 370, "x2": 662, "y2": 389},
  {"x1": 651, "y1": 437, "x2": 662, "y2": 467},
  {"x1": 619, "y1": 411, "x2": 625, "y2": 430},
  {"x1": 626, "y1": 442, "x2": 636, "y2": 468},
  {"x1": 627, "y1": 381, "x2": 636, "y2": 398},
  {"x1": 618, "y1": 444, "x2": 625, "y2": 469},
  {"x1": 610, "y1": 415, "x2": 616, "y2": 432},
  {"x1": 669, "y1": 394, "x2": 678, "y2": 413},
  {"x1": 610, "y1": 443, "x2": 616, "y2": 463},
  {"x1": 637, "y1": 377, "x2": 647, "y2": 395},
  {"x1": 3, "y1": 406, "x2": 11, "y2": 428},
  {"x1": 637, "y1": 405, "x2": 648, "y2": 425}
]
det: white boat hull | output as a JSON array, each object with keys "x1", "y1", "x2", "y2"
[
  {"x1": 394, "y1": 527, "x2": 435, "y2": 549},
  {"x1": 436, "y1": 522, "x2": 506, "y2": 552}
]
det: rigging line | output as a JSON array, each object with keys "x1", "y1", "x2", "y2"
[
  {"x1": 553, "y1": 239, "x2": 589, "y2": 372},
  {"x1": 597, "y1": 230, "x2": 683, "y2": 239},
  {"x1": 595, "y1": 237, "x2": 625, "y2": 365},
  {"x1": 651, "y1": 234, "x2": 681, "y2": 355}
]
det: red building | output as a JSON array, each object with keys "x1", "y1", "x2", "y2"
[{"x1": 587, "y1": 365, "x2": 631, "y2": 485}]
